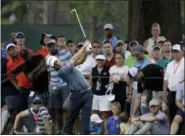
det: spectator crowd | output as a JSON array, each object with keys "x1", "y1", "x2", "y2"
[{"x1": 1, "y1": 22, "x2": 185, "y2": 135}]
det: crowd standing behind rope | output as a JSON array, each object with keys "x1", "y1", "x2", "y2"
[{"x1": 1, "y1": 23, "x2": 185, "y2": 135}]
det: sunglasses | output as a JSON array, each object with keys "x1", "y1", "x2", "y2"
[
  {"x1": 164, "y1": 44, "x2": 171, "y2": 46},
  {"x1": 33, "y1": 102, "x2": 41, "y2": 105},
  {"x1": 16, "y1": 35, "x2": 25, "y2": 39},
  {"x1": 96, "y1": 59, "x2": 104, "y2": 61},
  {"x1": 67, "y1": 44, "x2": 74, "y2": 47},
  {"x1": 93, "y1": 46, "x2": 100, "y2": 48},
  {"x1": 77, "y1": 45, "x2": 83, "y2": 48},
  {"x1": 150, "y1": 105, "x2": 157, "y2": 108},
  {"x1": 115, "y1": 57, "x2": 122, "y2": 59},
  {"x1": 130, "y1": 44, "x2": 137, "y2": 47}
]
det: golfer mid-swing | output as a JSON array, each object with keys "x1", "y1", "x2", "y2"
[{"x1": 46, "y1": 40, "x2": 93, "y2": 135}]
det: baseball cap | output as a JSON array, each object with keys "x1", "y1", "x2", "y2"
[
  {"x1": 46, "y1": 39, "x2": 56, "y2": 45},
  {"x1": 77, "y1": 42, "x2": 84, "y2": 47},
  {"x1": 15, "y1": 31, "x2": 25, "y2": 38},
  {"x1": 116, "y1": 40, "x2": 124, "y2": 46},
  {"x1": 104, "y1": 24, "x2": 114, "y2": 30},
  {"x1": 32, "y1": 96, "x2": 43, "y2": 104},
  {"x1": 149, "y1": 99, "x2": 160, "y2": 107},
  {"x1": 90, "y1": 114, "x2": 103, "y2": 123},
  {"x1": 95, "y1": 55, "x2": 106, "y2": 60},
  {"x1": 153, "y1": 45, "x2": 160, "y2": 50},
  {"x1": 6, "y1": 43, "x2": 16, "y2": 50},
  {"x1": 128, "y1": 67, "x2": 138, "y2": 78},
  {"x1": 172, "y1": 44, "x2": 181, "y2": 51},
  {"x1": 43, "y1": 33, "x2": 52, "y2": 37},
  {"x1": 133, "y1": 45, "x2": 144, "y2": 55},
  {"x1": 129, "y1": 40, "x2": 139, "y2": 47}
]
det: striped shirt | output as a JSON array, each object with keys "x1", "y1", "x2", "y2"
[
  {"x1": 1, "y1": 49, "x2": 7, "y2": 58},
  {"x1": 24, "y1": 106, "x2": 52, "y2": 134},
  {"x1": 46, "y1": 49, "x2": 72, "y2": 89}
]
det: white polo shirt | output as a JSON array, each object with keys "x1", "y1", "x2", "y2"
[
  {"x1": 76, "y1": 54, "x2": 97, "y2": 76},
  {"x1": 164, "y1": 57, "x2": 184, "y2": 91}
]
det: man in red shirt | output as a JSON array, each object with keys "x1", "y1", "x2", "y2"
[
  {"x1": 6, "y1": 43, "x2": 32, "y2": 112},
  {"x1": 103, "y1": 40, "x2": 115, "y2": 68},
  {"x1": 20, "y1": 49, "x2": 48, "y2": 95}
]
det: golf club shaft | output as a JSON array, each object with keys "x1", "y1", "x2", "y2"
[{"x1": 73, "y1": 10, "x2": 87, "y2": 39}]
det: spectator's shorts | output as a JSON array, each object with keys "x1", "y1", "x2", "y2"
[
  {"x1": 92, "y1": 94, "x2": 111, "y2": 111},
  {"x1": 176, "y1": 109, "x2": 185, "y2": 119},
  {"x1": 4, "y1": 95, "x2": 21, "y2": 109},
  {"x1": 49, "y1": 85, "x2": 70, "y2": 108}
]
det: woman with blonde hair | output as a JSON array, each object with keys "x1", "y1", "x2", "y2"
[{"x1": 144, "y1": 23, "x2": 166, "y2": 55}]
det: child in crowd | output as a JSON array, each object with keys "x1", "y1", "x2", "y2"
[
  {"x1": 89, "y1": 114, "x2": 103, "y2": 135},
  {"x1": 105, "y1": 102, "x2": 121, "y2": 135},
  {"x1": 119, "y1": 111, "x2": 131, "y2": 134}
]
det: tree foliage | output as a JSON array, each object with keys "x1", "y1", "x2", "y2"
[
  {"x1": 2, "y1": 0, "x2": 184, "y2": 42},
  {"x1": 67, "y1": 1, "x2": 128, "y2": 40},
  {"x1": 128, "y1": 0, "x2": 182, "y2": 44},
  {"x1": 1, "y1": 0, "x2": 27, "y2": 24}
]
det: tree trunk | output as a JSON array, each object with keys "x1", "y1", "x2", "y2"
[
  {"x1": 128, "y1": 0, "x2": 182, "y2": 44},
  {"x1": 128, "y1": 0, "x2": 142, "y2": 42},
  {"x1": 89, "y1": 16, "x2": 98, "y2": 40},
  {"x1": 43, "y1": 1, "x2": 48, "y2": 24},
  {"x1": 142, "y1": 0, "x2": 163, "y2": 41},
  {"x1": 161, "y1": 0, "x2": 182, "y2": 44}
]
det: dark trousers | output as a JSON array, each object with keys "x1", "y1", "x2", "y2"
[
  {"x1": 168, "y1": 90, "x2": 177, "y2": 123},
  {"x1": 113, "y1": 82, "x2": 127, "y2": 111},
  {"x1": 18, "y1": 88, "x2": 30, "y2": 112},
  {"x1": 62, "y1": 90, "x2": 93, "y2": 135}
]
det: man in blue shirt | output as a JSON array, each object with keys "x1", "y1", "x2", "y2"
[
  {"x1": 133, "y1": 45, "x2": 151, "y2": 70},
  {"x1": 133, "y1": 45, "x2": 151, "y2": 115},
  {"x1": 46, "y1": 40, "x2": 93, "y2": 135},
  {"x1": 103, "y1": 24, "x2": 118, "y2": 49},
  {"x1": 127, "y1": 99, "x2": 169, "y2": 134}
]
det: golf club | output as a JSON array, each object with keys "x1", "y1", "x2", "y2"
[
  {"x1": 71, "y1": 8, "x2": 92, "y2": 52},
  {"x1": 71, "y1": 9, "x2": 87, "y2": 39}
]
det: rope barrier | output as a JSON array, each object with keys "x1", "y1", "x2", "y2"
[
  {"x1": 1, "y1": 74, "x2": 184, "y2": 84},
  {"x1": 0, "y1": 74, "x2": 164, "y2": 79}
]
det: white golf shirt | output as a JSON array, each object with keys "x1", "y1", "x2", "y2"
[
  {"x1": 76, "y1": 54, "x2": 97, "y2": 76},
  {"x1": 164, "y1": 57, "x2": 184, "y2": 92}
]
